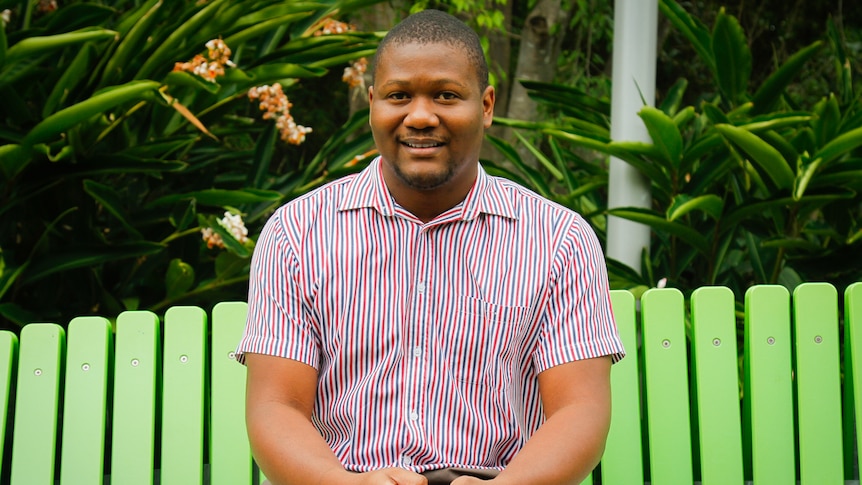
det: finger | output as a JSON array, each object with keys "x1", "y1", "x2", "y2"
[{"x1": 387, "y1": 468, "x2": 428, "y2": 485}]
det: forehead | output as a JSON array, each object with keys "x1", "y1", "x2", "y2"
[{"x1": 375, "y1": 41, "x2": 479, "y2": 85}]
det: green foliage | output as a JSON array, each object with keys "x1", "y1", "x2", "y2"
[
  {"x1": 487, "y1": 0, "x2": 862, "y2": 301},
  {"x1": 0, "y1": 0, "x2": 381, "y2": 328}
]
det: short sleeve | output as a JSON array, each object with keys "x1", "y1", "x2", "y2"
[
  {"x1": 235, "y1": 209, "x2": 320, "y2": 368},
  {"x1": 532, "y1": 216, "x2": 625, "y2": 372}
]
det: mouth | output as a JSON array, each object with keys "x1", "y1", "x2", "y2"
[{"x1": 401, "y1": 138, "x2": 446, "y2": 149}]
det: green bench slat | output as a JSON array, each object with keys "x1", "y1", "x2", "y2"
[
  {"x1": 641, "y1": 288, "x2": 694, "y2": 483},
  {"x1": 110, "y1": 311, "x2": 160, "y2": 485},
  {"x1": 690, "y1": 286, "x2": 744, "y2": 484},
  {"x1": 10, "y1": 323, "x2": 65, "y2": 485},
  {"x1": 59, "y1": 316, "x2": 112, "y2": 485},
  {"x1": 160, "y1": 306, "x2": 207, "y2": 485},
  {"x1": 744, "y1": 285, "x2": 796, "y2": 483},
  {"x1": 847, "y1": 282, "x2": 862, "y2": 479},
  {"x1": 601, "y1": 290, "x2": 644, "y2": 484},
  {"x1": 0, "y1": 330, "x2": 18, "y2": 482},
  {"x1": 794, "y1": 283, "x2": 843, "y2": 484},
  {"x1": 210, "y1": 301, "x2": 255, "y2": 485}
]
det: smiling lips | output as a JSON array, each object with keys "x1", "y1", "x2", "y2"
[{"x1": 401, "y1": 138, "x2": 445, "y2": 149}]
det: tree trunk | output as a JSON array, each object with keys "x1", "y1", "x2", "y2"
[
  {"x1": 480, "y1": 0, "x2": 514, "y2": 164},
  {"x1": 505, "y1": 0, "x2": 572, "y2": 168}
]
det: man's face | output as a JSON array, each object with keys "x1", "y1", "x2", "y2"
[{"x1": 368, "y1": 41, "x2": 495, "y2": 195}]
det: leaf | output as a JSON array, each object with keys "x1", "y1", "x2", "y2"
[
  {"x1": 215, "y1": 251, "x2": 249, "y2": 278},
  {"x1": 793, "y1": 157, "x2": 822, "y2": 200},
  {"x1": 814, "y1": 125, "x2": 862, "y2": 167},
  {"x1": 639, "y1": 106, "x2": 683, "y2": 170},
  {"x1": 0, "y1": 262, "x2": 28, "y2": 301},
  {"x1": 513, "y1": 130, "x2": 564, "y2": 181},
  {"x1": 711, "y1": 9, "x2": 751, "y2": 105},
  {"x1": 0, "y1": 144, "x2": 30, "y2": 181},
  {"x1": 667, "y1": 194, "x2": 724, "y2": 221},
  {"x1": 484, "y1": 134, "x2": 552, "y2": 197},
  {"x1": 134, "y1": 0, "x2": 227, "y2": 80},
  {"x1": 0, "y1": 302, "x2": 33, "y2": 328},
  {"x1": 249, "y1": 122, "x2": 278, "y2": 189},
  {"x1": 83, "y1": 180, "x2": 143, "y2": 239},
  {"x1": 4, "y1": 27, "x2": 118, "y2": 63},
  {"x1": 715, "y1": 124, "x2": 795, "y2": 190},
  {"x1": 721, "y1": 188, "x2": 856, "y2": 230},
  {"x1": 659, "y1": 0, "x2": 715, "y2": 72},
  {"x1": 159, "y1": 88, "x2": 218, "y2": 141},
  {"x1": 812, "y1": 94, "x2": 841, "y2": 149},
  {"x1": 99, "y1": 0, "x2": 164, "y2": 88},
  {"x1": 751, "y1": 40, "x2": 823, "y2": 114},
  {"x1": 165, "y1": 258, "x2": 195, "y2": 299},
  {"x1": 658, "y1": 78, "x2": 688, "y2": 116},
  {"x1": 22, "y1": 242, "x2": 166, "y2": 284},
  {"x1": 222, "y1": 12, "x2": 312, "y2": 47},
  {"x1": 23, "y1": 80, "x2": 161, "y2": 147},
  {"x1": 149, "y1": 188, "x2": 283, "y2": 208},
  {"x1": 42, "y1": 43, "x2": 97, "y2": 118},
  {"x1": 608, "y1": 207, "x2": 711, "y2": 254},
  {"x1": 221, "y1": 64, "x2": 328, "y2": 86}
]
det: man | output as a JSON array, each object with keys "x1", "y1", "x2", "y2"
[{"x1": 236, "y1": 9, "x2": 625, "y2": 485}]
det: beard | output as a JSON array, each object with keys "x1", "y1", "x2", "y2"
[{"x1": 390, "y1": 159, "x2": 456, "y2": 191}]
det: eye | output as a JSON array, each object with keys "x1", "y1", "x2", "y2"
[
  {"x1": 438, "y1": 92, "x2": 459, "y2": 101},
  {"x1": 388, "y1": 92, "x2": 409, "y2": 101}
]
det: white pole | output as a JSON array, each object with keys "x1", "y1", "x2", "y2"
[{"x1": 606, "y1": 0, "x2": 658, "y2": 275}]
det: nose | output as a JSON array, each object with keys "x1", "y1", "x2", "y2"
[{"x1": 404, "y1": 97, "x2": 439, "y2": 129}]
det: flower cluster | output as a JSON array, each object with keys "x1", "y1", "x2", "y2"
[
  {"x1": 342, "y1": 57, "x2": 368, "y2": 89},
  {"x1": 1, "y1": 9, "x2": 11, "y2": 27},
  {"x1": 37, "y1": 0, "x2": 57, "y2": 13},
  {"x1": 248, "y1": 83, "x2": 312, "y2": 145},
  {"x1": 313, "y1": 18, "x2": 368, "y2": 90},
  {"x1": 314, "y1": 18, "x2": 353, "y2": 36},
  {"x1": 201, "y1": 211, "x2": 249, "y2": 249},
  {"x1": 173, "y1": 38, "x2": 235, "y2": 83}
]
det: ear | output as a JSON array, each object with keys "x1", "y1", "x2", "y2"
[
  {"x1": 482, "y1": 85, "x2": 495, "y2": 128},
  {"x1": 367, "y1": 85, "x2": 374, "y2": 124}
]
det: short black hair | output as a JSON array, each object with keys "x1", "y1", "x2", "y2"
[{"x1": 372, "y1": 9, "x2": 489, "y2": 91}]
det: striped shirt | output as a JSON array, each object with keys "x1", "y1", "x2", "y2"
[{"x1": 236, "y1": 157, "x2": 625, "y2": 473}]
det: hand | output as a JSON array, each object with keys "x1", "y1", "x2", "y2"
[
  {"x1": 450, "y1": 477, "x2": 489, "y2": 485},
  {"x1": 350, "y1": 467, "x2": 428, "y2": 485}
]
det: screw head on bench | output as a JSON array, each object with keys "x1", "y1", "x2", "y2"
[
  {"x1": 767, "y1": 337, "x2": 775, "y2": 345},
  {"x1": 180, "y1": 355, "x2": 189, "y2": 363},
  {"x1": 661, "y1": 339, "x2": 671, "y2": 348},
  {"x1": 228, "y1": 351, "x2": 236, "y2": 360},
  {"x1": 814, "y1": 335, "x2": 823, "y2": 344},
  {"x1": 34, "y1": 368, "x2": 42, "y2": 376},
  {"x1": 713, "y1": 338, "x2": 721, "y2": 346},
  {"x1": 131, "y1": 358, "x2": 140, "y2": 367},
  {"x1": 82, "y1": 363, "x2": 90, "y2": 371}
]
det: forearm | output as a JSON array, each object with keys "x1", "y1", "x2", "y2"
[
  {"x1": 492, "y1": 402, "x2": 609, "y2": 485},
  {"x1": 247, "y1": 399, "x2": 354, "y2": 485}
]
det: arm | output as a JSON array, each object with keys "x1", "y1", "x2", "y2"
[
  {"x1": 453, "y1": 355, "x2": 612, "y2": 485},
  {"x1": 245, "y1": 352, "x2": 428, "y2": 485}
]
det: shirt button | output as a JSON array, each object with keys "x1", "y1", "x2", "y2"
[
  {"x1": 402, "y1": 456, "x2": 413, "y2": 466},
  {"x1": 410, "y1": 410, "x2": 419, "y2": 420},
  {"x1": 413, "y1": 346, "x2": 422, "y2": 357},
  {"x1": 416, "y1": 281, "x2": 426, "y2": 293}
]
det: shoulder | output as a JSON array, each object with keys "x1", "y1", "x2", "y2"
[{"x1": 488, "y1": 175, "x2": 589, "y2": 230}]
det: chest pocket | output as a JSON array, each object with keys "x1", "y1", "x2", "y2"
[{"x1": 443, "y1": 295, "x2": 529, "y2": 389}]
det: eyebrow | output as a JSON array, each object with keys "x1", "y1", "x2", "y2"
[{"x1": 381, "y1": 78, "x2": 469, "y2": 89}]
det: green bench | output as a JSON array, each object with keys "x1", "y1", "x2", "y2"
[{"x1": 0, "y1": 282, "x2": 860, "y2": 484}]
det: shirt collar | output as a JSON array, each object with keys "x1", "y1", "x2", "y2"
[{"x1": 339, "y1": 156, "x2": 518, "y2": 221}]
